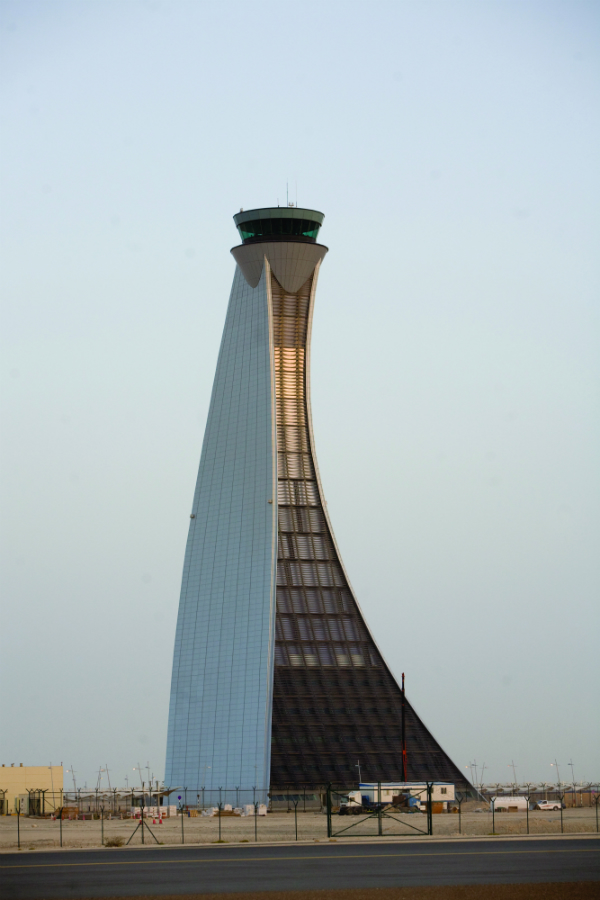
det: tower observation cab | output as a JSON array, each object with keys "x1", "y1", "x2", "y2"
[
  {"x1": 165, "y1": 202, "x2": 472, "y2": 797},
  {"x1": 234, "y1": 207, "x2": 324, "y2": 244}
]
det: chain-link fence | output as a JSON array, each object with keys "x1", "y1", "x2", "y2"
[{"x1": 1, "y1": 785, "x2": 598, "y2": 850}]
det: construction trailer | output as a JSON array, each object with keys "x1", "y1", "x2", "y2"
[
  {"x1": 358, "y1": 782, "x2": 455, "y2": 813},
  {"x1": 492, "y1": 795, "x2": 530, "y2": 812}
]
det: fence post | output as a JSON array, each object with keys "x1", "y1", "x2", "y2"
[
  {"x1": 60, "y1": 809, "x2": 63, "y2": 848},
  {"x1": 458, "y1": 797, "x2": 462, "y2": 835},
  {"x1": 427, "y1": 784, "x2": 433, "y2": 836},
  {"x1": 560, "y1": 794, "x2": 564, "y2": 834},
  {"x1": 101, "y1": 807, "x2": 104, "y2": 846},
  {"x1": 17, "y1": 806, "x2": 20, "y2": 850},
  {"x1": 378, "y1": 782, "x2": 383, "y2": 836},
  {"x1": 294, "y1": 799, "x2": 298, "y2": 841},
  {"x1": 492, "y1": 797, "x2": 495, "y2": 834},
  {"x1": 326, "y1": 785, "x2": 332, "y2": 838}
]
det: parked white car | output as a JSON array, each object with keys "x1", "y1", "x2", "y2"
[{"x1": 536, "y1": 800, "x2": 563, "y2": 811}]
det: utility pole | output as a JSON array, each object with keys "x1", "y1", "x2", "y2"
[
  {"x1": 470, "y1": 760, "x2": 478, "y2": 787},
  {"x1": 568, "y1": 760, "x2": 575, "y2": 807},
  {"x1": 401, "y1": 673, "x2": 407, "y2": 782}
]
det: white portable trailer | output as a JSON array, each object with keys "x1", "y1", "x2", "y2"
[{"x1": 492, "y1": 795, "x2": 529, "y2": 812}]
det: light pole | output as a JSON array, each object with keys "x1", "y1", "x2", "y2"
[
  {"x1": 551, "y1": 761, "x2": 561, "y2": 794},
  {"x1": 67, "y1": 766, "x2": 77, "y2": 792},
  {"x1": 568, "y1": 760, "x2": 575, "y2": 807},
  {"x1": 48, "y1": 764, "x2": 55, "y2": 809}
]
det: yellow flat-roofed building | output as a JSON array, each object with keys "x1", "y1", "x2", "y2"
[{"x1": 0, "y1": 764, "x2": 63, "y2": 814}]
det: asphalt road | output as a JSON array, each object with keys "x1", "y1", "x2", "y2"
[{"x1": 1, "y1": 837, "x2": 598, "y2": 899}]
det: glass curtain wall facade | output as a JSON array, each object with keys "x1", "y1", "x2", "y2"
[{"x1": 165, "y1": 207, "x2": 470, "y2": 793}]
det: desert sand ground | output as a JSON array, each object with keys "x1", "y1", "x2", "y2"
[{"x1": 0, "y1": 807, "x2": 597, "y2": 851}]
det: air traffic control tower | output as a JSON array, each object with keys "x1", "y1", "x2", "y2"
[{"x1": 165, "y1": 207, "x2": 469, "y2": 795}]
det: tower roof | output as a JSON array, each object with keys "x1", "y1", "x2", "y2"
[{"x1": 234, "y1": 206, "x2": 325, "y2": 244}]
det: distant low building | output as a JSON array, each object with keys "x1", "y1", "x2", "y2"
[
  {"x1": 360, "y1": 781, "x2": 455, "y2": 810},
  {"x1": 0, "y1": 764, "x2": 63, "y2": 814}
]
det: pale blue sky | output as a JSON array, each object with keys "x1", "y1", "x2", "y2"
[{"x1": 1, "y1": 0, "x2": 599, "y2": 789}]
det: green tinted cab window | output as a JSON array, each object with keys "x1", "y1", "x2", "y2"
[{"x1": 238, "y1": 218, "x2": 321, "y2": 242}]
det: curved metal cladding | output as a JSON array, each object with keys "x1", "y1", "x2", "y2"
[
  {"x1": 262, "y1": 249, "x2": 468, "y2": 790},
  {"x1": 165, "y1": 263, "x2": 277, "y2": 793},
  {"x1": 166, "y1": 207, "x2": 470, "y2": 795}
]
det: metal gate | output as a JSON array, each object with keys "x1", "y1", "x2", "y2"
[{"x1": 326, "y1": 782, "x2": 434, "y2": 838}]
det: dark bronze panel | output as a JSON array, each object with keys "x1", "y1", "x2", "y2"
[{"x1": 270, "y1": 269, "x2": 469, "y2": 791}]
